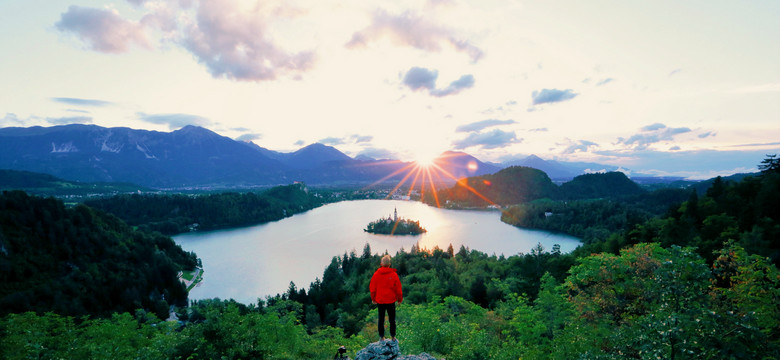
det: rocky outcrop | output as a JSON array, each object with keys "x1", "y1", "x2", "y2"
[{"x1": 354, "y1": 340, "x2": 437, "y2": 360}]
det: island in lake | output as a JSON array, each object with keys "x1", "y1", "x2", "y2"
[{"x1": 364, "y1": 207, "x2": 427, "y2": 235}]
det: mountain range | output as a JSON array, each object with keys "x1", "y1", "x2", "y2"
[
  {"x1": 0, "y1": 124, "x2": 503, "y2": 188},
  {"x1": 2, "y1": 124, "x2": 688, "y2": 189}
]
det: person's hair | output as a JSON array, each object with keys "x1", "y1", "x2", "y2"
[{"x1": 380, "y1": 254, "x2": 392, "y2": 267}]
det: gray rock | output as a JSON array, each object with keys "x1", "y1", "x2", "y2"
[{"x1": 354, "y1": 340, "x2": 438, "y2": 360}]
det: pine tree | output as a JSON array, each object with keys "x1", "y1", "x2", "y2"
[{"x1": 758, "y1": 154, "x2": 780, "y2": 174}]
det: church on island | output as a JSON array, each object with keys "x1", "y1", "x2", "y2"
[{"x1": 364, "y1": 207, "x2": 427, "y2": 235}]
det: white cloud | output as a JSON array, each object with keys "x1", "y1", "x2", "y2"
[
  {"x1": 181, "y1": 0, "x2": 315, "y2": 82},
  {"x1": 452, "y1": 129, "x2": 519, "y2": 150},
  {"x1": 46, "y1": 116, "x2": 93, "y2": 125},
  {"x1": 137, "y1": 112, "x2": 211, "y2": 129},
  {"x1": 531, "y1": 88, "x2": 578, "y2": 106},
  {"x1": 347, "y1": 9, "x2": 482, "y2": 62},
  {"x1": 456, "y1": 119, "x2": 515, "y2": 133},
  {"x1": 51, "y1": 97, "x2": 114, "y2": 107},
  {"x1": 618, "y1": 124, "x2": 691, "y2": 150},
  {"x1": 402, "y1": 67, "x2": 474, "y2": 97},
  {"x1": 55, "y1": 5, "x2": 150, "y2": 53}
]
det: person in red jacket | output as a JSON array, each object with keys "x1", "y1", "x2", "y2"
[{"x1": 369, "y1": 254, "x2": 403, "y2": 342}]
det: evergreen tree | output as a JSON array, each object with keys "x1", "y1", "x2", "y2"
[{"x1": 758, "y1": 154, "x2": 780, "y2": 174}]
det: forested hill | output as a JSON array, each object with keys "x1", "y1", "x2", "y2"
[
  {"x1": 0, "y1": 190, "x2": 198, "y2": 319},
  {"x1": 84, "y1": 183, "x2": 324, "y2": 235},
  {"x1": 503, "y1": 157, "x2": 780, "y2": 263},
  {"x1": 0, "y1": 169, "x2": 147, "y2": 198},
  {"x1": 428, "y1": 166, "x2": 559, "y2": 206},
  {"x1": 424, "y1": 166, "x2": 648, "y2": 207},
  {"x1": 557, "y1": 171, "x2": 644, "y2": 199}
]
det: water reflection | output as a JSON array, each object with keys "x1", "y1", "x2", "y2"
[{"x1": 174, "y1": 200, "x2": 579, "y2": 304}]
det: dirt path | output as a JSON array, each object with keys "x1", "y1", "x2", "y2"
[{"x1": 178, "y1": 268, "x2": 202, "y2": 290}]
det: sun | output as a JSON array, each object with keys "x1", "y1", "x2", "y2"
[{"x1": 412, "y1": 150, "x2": 440, "y2": 168}]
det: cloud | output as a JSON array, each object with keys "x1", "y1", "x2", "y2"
[
  {"x1": 426, "y1": 0, "x2": 457, "y2": 8},
  {"x1": 356, "y1": 147, "x2": 398, "y2": 160},
  {"x1": 317, "y1": 134, "x2": 373, "y2": 146},
  {"x1": 66, "y1": 109, "x2": 91, "y2": 114},
  {"x1": 618, "y1": 123, "x2": 691, "y2": 150},
  {"x1": 669, "y1": 146, "x2": 681, "y2": 151},
  {"x1": 55, "y1": 6, "x2": 149, "y2": 53},
  {"x1": 1, "y1": 113, "x2": 26, "y2": 127},
  {"x1": 456, "y1": 119, "x2": 515, "y2": 133},
  {"x1": 46, "y1": 116, "x2": 93, "y2": 125},
  {"x1": 562, "y1": 140, "x2": 598, "y2": 154},
  {"x1": 236, "y1": 133, "x2": 262, "y2": 142},
  {"x1": 431, "y1": 74, "x2": 474, "y2": 97},
  {"x1": 668, "y1": 68, "x2": 682, "y2": 77},
  {"x1": 531, "y1": 88, "x2": 578, "y2": 105},
  {"x1": 728, "y1": 141, "x2": 780, "y2": 148},
  {"x1": 641, "y1": 123, "x2": 666, "y2": 131},
  {"x1": 294, "y1": 140, "x2": 305, "y2": 146},
  {"x1": 318, "y1": 136, "x2": 345, "y2": 146},
  {"x1": 181, "y1": 0, "x2": 315, "y2": 82},
  {"x1": 350, "y1": 134, "x2": 373, "y2": 143},
  {"x1": 137, "y1": 112, "x2": 211, "y2": 129},
  {"x1": 698, "y1": 131, "x2": 715, "y2": 139},
  {"x1": 402, "y1": 67, "x2": 474, "y2": 97},
  {"x1": 452, "y1": 129, "x2": 519, "y2": 150},
  {"x1": 593, "y1": 148, "x2": 778, "y2": 180},
  {"x1": 596, "y1": 78, "x2": 614, "y2": 86},
  {"x1": 403, "y1": 67, "x2": 438, "y2": 90},
  {"x1": 347, "y1": 10, "x2": 483, "y2": 62},
  {"x1": 529, "y1": 128, "x2": 548, "y2": 132},
  {"x1": 51, "y1": 97, "x2": 114, "y2": 107}
]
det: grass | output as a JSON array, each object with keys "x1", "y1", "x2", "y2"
[
  {"x1": 181, "y1": 268, "x2": 204, "y2": 292},
  {"x1": 181, "y1": 271, "x2": 195, "y2": 282}
]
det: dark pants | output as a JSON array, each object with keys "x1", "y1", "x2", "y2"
[{"x1": 377, "y1": 303, "x2": 396, "y2": 338}]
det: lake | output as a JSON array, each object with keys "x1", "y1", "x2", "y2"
[{"x1": 174, "y1": 199, "x2": 580, "y2": 304}]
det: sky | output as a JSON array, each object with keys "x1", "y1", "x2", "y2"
[{"x1": 1, "y1": 0, "x2": 778, "y2": 179}]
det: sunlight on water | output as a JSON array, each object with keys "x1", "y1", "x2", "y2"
[{"x1": 174, "y1": 200, "x2": 579, "y2": 304}]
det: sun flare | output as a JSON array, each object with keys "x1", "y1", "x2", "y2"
[{"x1": 412, "y1": 150, "x2": 441, "y2": 168}]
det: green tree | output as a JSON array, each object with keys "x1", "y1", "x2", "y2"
[
  {"x1": 758, "y1": 154, "x2": 780, "y2": 174},
  {"x1": 711, "y1": 241, "x2": 780, "y2": 357}
]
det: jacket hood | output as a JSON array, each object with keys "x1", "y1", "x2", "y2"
[{"x1": 376, "y1": 267, "x2": 397, "y2": 275}]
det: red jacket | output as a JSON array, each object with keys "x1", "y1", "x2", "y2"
[{"x1": 369, "y1": 267, "x2": 403, "y2": 304}]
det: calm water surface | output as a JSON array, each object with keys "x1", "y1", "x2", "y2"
[{"x1": 174, "y1": 200, "x2": 580, "y2": 304}]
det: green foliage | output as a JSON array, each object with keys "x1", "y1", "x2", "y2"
[
  {"x1": 0, "y1": 191, "x2": 196, "y2": 318},
  {"x1": 562, "y1": 242, "x2": 779, "y2": 359},
  {"x1": 502, "y1": 198, "x2": 649, "y2": 245},
  {"x1": 85, "y1": 183, "x2": 324, "y2": 235},
  {"x1": 0, "y1": 311, "x2": 183, "y2": 360},
  {"x1": 557, "y1": 171, "x2": 645, "y2": 200},
  {"x1": 643, "y1": 171, "x2": 780, "y2": 265},
  {"x1": 270, "y1": 240, "x2": 574, "y2": 341},
  {"x1": 0, "y1": 303, "x2": 367, "y2": 360}
]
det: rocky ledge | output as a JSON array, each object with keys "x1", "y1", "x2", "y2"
[{"x1": 352, "y1": 340, "x2": 437, "y2": 360}]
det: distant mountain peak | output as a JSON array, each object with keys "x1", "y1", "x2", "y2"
[
  {"x1": 174, "y1": 125, "x2": 214, "y2": 134},
  {"x1": 171, "y1": 125, "x2": 223, "y2": 143}
]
